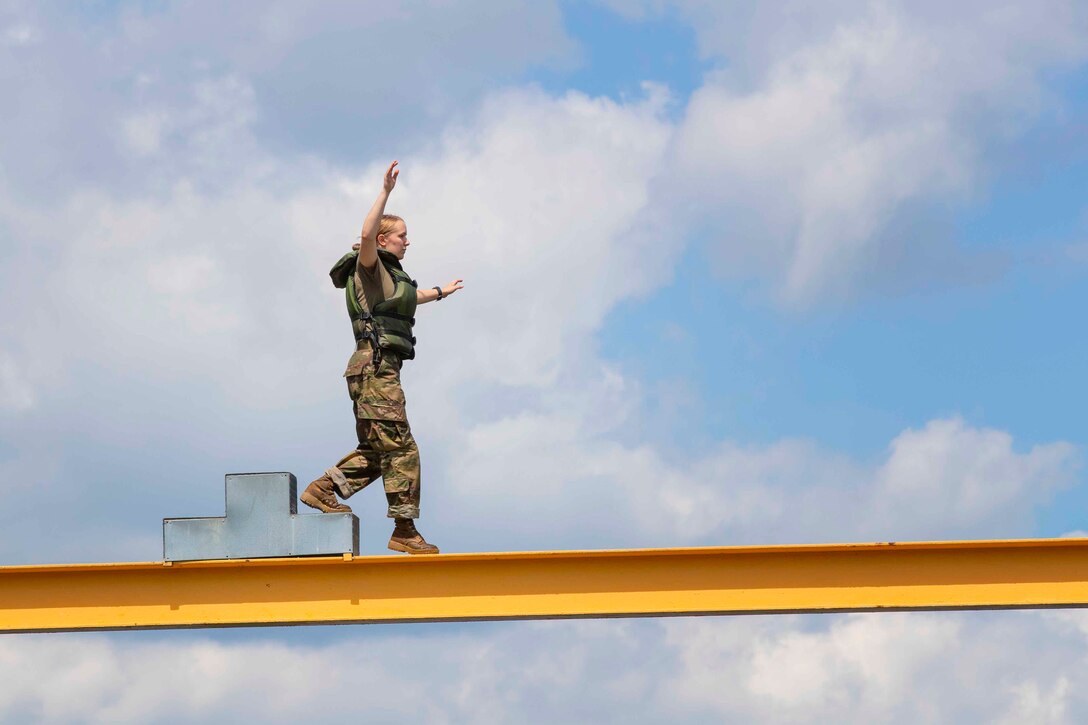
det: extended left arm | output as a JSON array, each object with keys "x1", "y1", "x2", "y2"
[{"x1": 417, "y1": 279, "x2": 464, "y2": 305}]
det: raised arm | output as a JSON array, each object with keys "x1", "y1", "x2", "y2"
[{"x1": 357, "y1": 160, "x2": 399, "y2": 271}]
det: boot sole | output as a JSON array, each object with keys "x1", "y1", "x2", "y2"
[
  {"x1": 300, "y1": 491, "x2": 352, "y2": 514},
  {"x1": 388, "y1": 540, "x2": 440, "y2": 555}
]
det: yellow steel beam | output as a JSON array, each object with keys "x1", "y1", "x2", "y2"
[{"x1": 4, "y1": 538, "x2": 1088, "y2": 633}]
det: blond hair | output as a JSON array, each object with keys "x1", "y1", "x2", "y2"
[
  {"x1": 377, "y1": 214, "x2": 404, "y2": 241},
  {"x1": 353, "y1": 215, "x2": 404, "y2": 250}
]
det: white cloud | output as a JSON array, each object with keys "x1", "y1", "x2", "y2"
[
  {"x1": 6, "y1": 1, "x2": 1085, "y2": 310},
  {"x1": 394, "y1": 84, "x2": 675, "y2": 388},
  {"x1": 657, "y1": 0, "x2": 1088, "y2": 303},
  {"x1": 661, "y1": 610, "x2": 1088, "y2": 722},
  {"x1": 3, "y1": 22, "x2": 36, "y2": 46},
  {"x1": 0, "y1": 352, "x2": 34, "y2": 412},
  {"x1": 665, "y1": 615, "x2": 961, "y2": 718},
  {"x1": 0, "y1": 82, "x2": 673, "y2": 415},
  {"x1": 120, "y1": 111, "x2": 169, "y2": 156},
  {"x1": 0, "y1": 80, "x2": 679, "y2": 561},
  {"x1": 0, "y1": 623, "x2": 657, "y2": 723},
  {"x1": 5, "y1": 610, "x2": 1088, "y2": 723},
  {"x1": 0, "y1": 635, "x2": 423, "y2": 722},
  {"x1": 1000, "y1": 677, "x2": 1071, "y2": 725},
  {"x1": 871, "y1": 417, "x2": 1079, "y2": 534},
  {"x1": 0, "y1": 2, "x2": 577, "y2": 199},
  {"x1": 441, "y1": 411, "x2": 1078, "y2": 550}
]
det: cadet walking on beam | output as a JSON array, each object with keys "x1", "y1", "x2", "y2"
[{"x1": 303, "y1": 160, "x2": 463, "y2": 554}]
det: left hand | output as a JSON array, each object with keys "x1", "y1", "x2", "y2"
[{"x1": 442, "y1": 279, "x2": 465, "y2": 298}]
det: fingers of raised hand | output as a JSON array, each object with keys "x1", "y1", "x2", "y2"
[{"x1": 384, "y1": 160, "x2": 399, "y2": 188}]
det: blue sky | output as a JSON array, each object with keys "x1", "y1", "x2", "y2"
[{"x1": 2, "y1": 1, "x2": 1088, "y2": 721}]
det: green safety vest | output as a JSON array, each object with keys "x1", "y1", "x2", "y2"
[{"x1": 329, "y1": 249, "x2": 418, "y2": 360}]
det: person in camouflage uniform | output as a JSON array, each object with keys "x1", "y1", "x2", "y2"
[{"x1": 301, "y1": 160, "x2": 463, "y2": 555}]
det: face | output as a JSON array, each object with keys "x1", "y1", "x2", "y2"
[{"x1": 378, "y1": 220, "x2": 409, "y2": 259}]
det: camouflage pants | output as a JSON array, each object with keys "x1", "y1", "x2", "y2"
[{"x1": 323, "y1": 349, "x2": 421, "y2": 519}]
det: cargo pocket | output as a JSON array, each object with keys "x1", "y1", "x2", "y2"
[
  {"x1": 355, "y1": 357, "x2": 407, "y2": 422},
  {"x1": 366, "y1": 420, "x2": 413, "y2": 452},
  {"x1": 343, "y1": 348, "x2": 373, "y2": 378},
  {"x1": 344, "y1": 348, "x2": 374, "y2": 401},
  {"x1": 356, "y1": 399, "x2": 407, "y2": 422}
]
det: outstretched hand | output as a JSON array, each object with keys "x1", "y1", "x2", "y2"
[
  {"x1": 383, "y1": 160, "x2": 399, "y2": 193},
  {"x1": 443, "y1": 279, "x2": 465, "y2": 298}
]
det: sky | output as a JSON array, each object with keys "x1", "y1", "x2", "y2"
[{"x1": 1, "y1": 0, "x2": 1088, "y2": 721}]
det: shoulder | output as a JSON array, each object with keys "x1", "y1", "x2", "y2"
[
  {"x1": 355, "y1": 261, "x2": 392, "y2": 296},
  {"x1": 357, "y1": 258, "x2": 389, "y2": 282}
]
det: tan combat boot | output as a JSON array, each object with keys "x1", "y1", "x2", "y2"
[
  {"x1": 388, "y1": 518, "x2": 439, "y2": 555},
  {"x1": 300, "y1": 474, "x2": 352, "y2": 514}
]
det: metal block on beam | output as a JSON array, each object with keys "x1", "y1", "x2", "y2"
[{"x1": 163, "y1": 472, "x2": 358, "y2": 561}]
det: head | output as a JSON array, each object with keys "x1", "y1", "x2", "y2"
[{"x1": 376, "y1": 214, "x2": 409, "y2": 259}]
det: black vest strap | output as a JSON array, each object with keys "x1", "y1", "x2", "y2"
[{"x1": 374, "y1": 310, "x2": 415, "y2": 324}]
